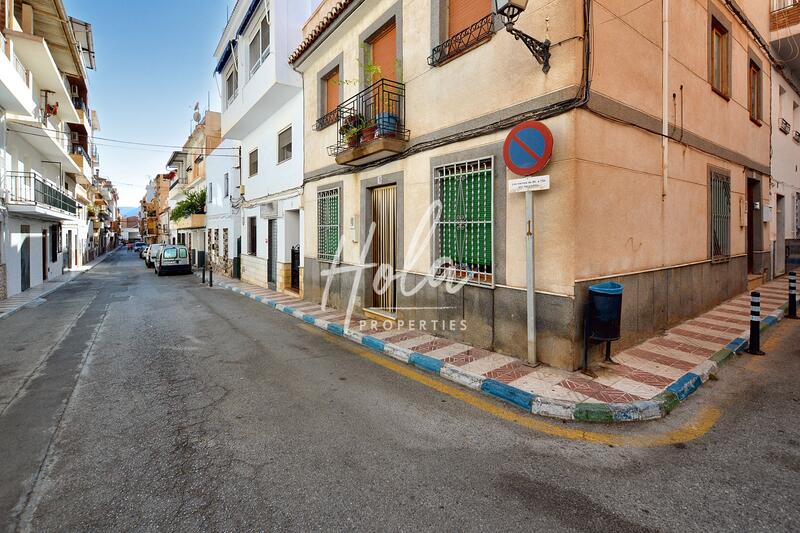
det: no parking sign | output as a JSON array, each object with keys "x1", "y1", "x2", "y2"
[{"x1": 503, "y1": 121, "x2": 553, "y2": 176}]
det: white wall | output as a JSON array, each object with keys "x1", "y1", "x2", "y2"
[{"x1": 771, "y1": 68, "x2": 800, "y2": 242}]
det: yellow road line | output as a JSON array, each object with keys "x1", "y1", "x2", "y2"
[{"x1": 300, "y1": 324, "x2": 722, "y2": 448}]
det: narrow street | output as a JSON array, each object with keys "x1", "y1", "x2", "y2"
[{"x1": 0, "y1": 251, "x2": 797, "y2": 532}]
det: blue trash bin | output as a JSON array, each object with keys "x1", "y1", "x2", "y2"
[{"x1": 587, "y1": 281, "x2": 624, "y2": 341}]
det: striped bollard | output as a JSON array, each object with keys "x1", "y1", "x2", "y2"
[
  {"x1": 747, "y1": 291, "x2": 765, "y2": 355},
  {"x1": 789, "y1": 272, "x2": 797, "y2": 319}
]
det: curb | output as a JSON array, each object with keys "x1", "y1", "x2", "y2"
[
  {"x1": 0, "y1": 250, "x2": 116, "y2": 321},
  {"x1": 202, "y1": 274, "x2": 793, "y2": 423}
]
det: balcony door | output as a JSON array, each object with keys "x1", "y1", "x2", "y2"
[
  {"x1": 369, "y1": 22, "x2": 396, "y2": 83},
  {"x1": 370, "y1": 185, "x2": 397, "y2": 315}
]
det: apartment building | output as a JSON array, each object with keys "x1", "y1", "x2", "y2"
[
  {"x1": 770, "y1": 0, "x2": 800, "y2": 272},
  {"x1": 212, "y1": 0, "x2": 318, "y2": 294},
  {"x1": 205, "y1": 138, "x2": 241, "y2": 276},
  {"x1": 0, "y1": 0, "x2": 100, "y2": 299},
  {"x1": 166, "y1": 111, "x2": 221, "y2": 265},
  {"x1": 291, "y1": 0, "x2": 774, "y2": 371},
  {"x1": 139, "y1": 173, "x2": 171, "y2": 245},
  {"x1": 121, "y1": 215, "x2": 140, "y2": 243}
]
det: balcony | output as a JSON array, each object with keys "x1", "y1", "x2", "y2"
[
  {"x1": 0, "y1": 33, "x2": 36, "y2": 116},
  {"x1": 2, "y1": 171, "x2": 77, "y2": 220},
  {"x1": 772, "y1": 1, "x2": 800, "y2": 31},
  {"x1": 174, "y1": 213, "x2": 206, "y2": 230},
  {"x1": 428, "y1": 13, "x2": 496, "y2": 67},
  {"x1": 327, "y1": 79, "x2": 410, "y2": 166},
  {"x1": 69, "y1": 144, "x2": 93, "y2": 179},
  {"x1": 771, "y1": 1, "x2": 800, "y2": 76},
  {"x1": 71, "y1": 97, "x2": 93, "y2": 132}
]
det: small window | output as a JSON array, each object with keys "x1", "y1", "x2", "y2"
[
  {"x1": 163, "y1": 247, "x2": 178, "y2": 259},
  {"x1": 448, "y1": 0, "x2": 492, "y2": 38},
  {"x1": 324, "y1": 67, "x2": 340, "y2": 115},
  {"x1": 317, "y1": 188, "x2": 340, "y2": 261},
  {"x1": 248, "y1": 216, "x2": 257, "y2": 255},
  {"x1": 278, "y1": 127, "x2": 292, "y2": 163},
  {"x1": 178, "y1": 247, "x2": 188, "y2": 258},
  {"x1": 224, "y1": 173, "x2": 229, "y2": 197},
  {"x1": 249, "y1": 16, "x2": 271, "y2": 75},
  {"x1": 226, "y1": 68, "x2": 238, "y2": 104},
  {"x1": 249, "y1": 149, "x2": 258, "y2": 177},
  {"x1": 710, "y1": 19, "x2": 729, "y2": 97},
  {"x1": 710, "y1": 170, "x2": 731, "y2": 262},
  {"x1": 748, "y1": 60, "x2": 762, "y2": 123}
]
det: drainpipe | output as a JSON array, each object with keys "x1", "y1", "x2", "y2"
[{"x1": 662, "y1": 0, "x2": 669, "y2": 199}]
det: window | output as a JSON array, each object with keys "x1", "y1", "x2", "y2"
[
  {"x1": 248, "y1": 216, "x2": 257, "y2": 255},
  {"x1": 317, "y1": 188, "x2": 340, "y2": 261},
  {"x1": 224, "y1": 172, "x2": 229, "y2": 197},
  {"x1": 710, "y1": 19, "x2": 729, "y2": 97},
  {"x1": 225, "y1": 68, "x2": 238, "y2": 104},
  {"x1": 207, "y1": 183, "x2": 213, "y2": 204},
  {"x1": 748, "y1": 60, "x2": 762, "y2": 123},
  {"x1": 249, "y1": 149, "x2": 258, "y2": 177},
  {"x1": 433, "y1": 157, "x2": 493, "y2": 286},
  {"x1": 178, "y1": 247, "x2": 188, "y2": 259},
  {"x1": 324, "y1": 67, "x2": 340, "y2": 115},
  {"x1": 163, "y1": 247, "x2": 177, "y2": 260},
  {"x1": 710, "y1": 170, "x2": 731, "y2": 262},
  {"x1": 249, "y1": 16, "x2": 271, "y2": 76},
  {"x1": 448, "y1": 0, "x2": 492, "y2": 38},
  {"x1": 278, "y1": 127, "x2": 292, "y2": 163}
]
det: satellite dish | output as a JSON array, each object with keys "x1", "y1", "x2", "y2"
[{"x1": 192, "y1": 102, "x2": 201, "y2": 123}]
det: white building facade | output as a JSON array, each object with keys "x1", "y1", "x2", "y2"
[
  {"x1": 213, "y1": 0, "x2": 317, "y2": 293},
  {"x1": 205, "y1": 139, "x2": 241, "y2": 276},
  {"x1": 0, "y1": 0, "x2": 99, "y2": 299}
]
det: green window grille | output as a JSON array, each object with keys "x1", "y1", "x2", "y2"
[
  {"x1": 433, "y1": 157, "x2": 493, "y2": 287},
  {"x1": 710, "y1": 170, "x2": 731, "y2": 263},
  {"x1": 317, "y1": 188, "x2": 340, "y2": 261}
]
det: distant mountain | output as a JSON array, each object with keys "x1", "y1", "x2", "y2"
[{"x1": 119, "y1": 207, "x2": 140, "y2": 218}]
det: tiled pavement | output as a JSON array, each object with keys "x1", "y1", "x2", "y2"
[
  {"x1": 0, "y1": 249, "x2": 115, "y2": 319},
  {"x1": 199, "y1": 270, "x2": 795, "y2": 423}
]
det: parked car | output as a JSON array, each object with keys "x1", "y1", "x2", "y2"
[
  {"x1": 140, "y1": 245, "x2": 150, "y2": 260},
  {"x1": 155, "y1": 245, "x2": 191, "y2": 276},
  {"x1": 145, "y1": 244, "x2": 163, "y2": 268},
  {"x1": 133, "y1": 242, "x2": 147, "y2": 254}
]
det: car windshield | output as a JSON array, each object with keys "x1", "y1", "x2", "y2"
[{"x1": 163, "y1": 248, "x2": 177, "y2": 259}]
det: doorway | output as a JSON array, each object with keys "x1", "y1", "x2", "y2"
[
  {"x1": 20, "y1": 225, "x2": 30, "y2": 291},
  {"x1": 42, "y1": 229, "x2": 48, "y2": 281},
  {"x1": 66, "y1": 230, "x2": 73, "y2": 270},
  {"x1": 370, "y1": 185, "x2": 397, "y2": 314},
  {"x1": 776, "y1": 194, "x2": 786, "y2": 276},
  {"x1": 746, "y1": 177, "x2": 760, "y2": 274},
  {"x1": 267, "y1": 219, "x2": 277, "y2": 289}
]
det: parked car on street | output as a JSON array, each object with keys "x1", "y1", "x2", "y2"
[
  {"x1": 133, "y1": 242, "x2": 147, "y2": 254},
  {"x1": 140, "y1": 245, "x2": 150, "y2": 259},
  {"x1": 145, "y1": 244, "x2": 163, "y2": 268},
  {"x1": 155, "y1": 245, "x2": 191, "y2": 276}
]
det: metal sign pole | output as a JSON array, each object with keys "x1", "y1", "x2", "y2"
[{"x1": 526, "y1": 190, "x2": 538, "y2": 366}]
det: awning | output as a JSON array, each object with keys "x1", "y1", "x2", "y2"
[
  {"x1": 214, "y1": 40, "x2": 235, "y2": 74},
  {"x1": 236, "y1": 0, "x2": 264, "y2": 37}
]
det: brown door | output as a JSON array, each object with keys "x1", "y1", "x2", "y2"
[
  {"x1": 42, "y1": 229, "x2": 48, "y2": 281},
  {"x1": 370, "y1": 22, "x2": 396, "y2": 83},
  {"x1": 371, "y1": 185, "x2": 397, "y2": 314},
  {"x1": 746, "y1": 178, "x2": 757, "y2": 274},
  {"x1": 448, "y1": 0, "x2": 492, "y2": 37}
]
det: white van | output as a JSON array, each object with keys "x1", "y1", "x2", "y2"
[
  {"x1": 145, "y1": 244, "x2": 163, "y2": 268},
  {"x1": 155, "y1": 245, "x2": 191, "y2": 276}
]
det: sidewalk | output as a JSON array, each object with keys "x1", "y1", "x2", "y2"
[
  {"x1": 198, "y1": 269, "x2": 795, "y2": 423},
  {"x1": 0, "y1": 249, "x2": 116, "y2": 320}
]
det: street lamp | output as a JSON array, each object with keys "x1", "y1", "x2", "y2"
[{"x1": 494, "y1": 0, "x2": 551, "y2": 73}]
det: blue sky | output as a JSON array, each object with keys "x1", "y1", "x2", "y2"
[{"x1": 64, "y1": 0, "x2": 232, "y2": 208}]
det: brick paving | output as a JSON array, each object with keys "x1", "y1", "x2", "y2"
[{"x1": 201, "y1": 270, "x2": 793, "y2": 421}]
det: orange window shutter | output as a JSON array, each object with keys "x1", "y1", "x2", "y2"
[
  {"x1": 325, "y1": 69, "x2": 339, "y2": 114},
  {"x1": 370, "y1": 22, "x2": 397, "y2": 82},
  {"x1": 448, "y1": 0, "x2": 492, "y2": 38}
]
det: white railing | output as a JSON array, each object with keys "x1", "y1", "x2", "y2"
[{"x1": 773, "y1": 0, "x2": 800, "y2": 12}]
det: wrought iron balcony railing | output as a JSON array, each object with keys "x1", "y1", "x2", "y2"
[
  {"x1": 3, "y1": 171, "x2": 77, "y2": 215},
  {"x1": 772, "y1": 0, "x2": 799, "y2": 13},
  {"x1": 428, "y1": 13, "x2": 495, "y2": 67},
  {"x1": 327, "y1": 78, "x2": 410, "y2": 157},
  {"x1": 70, "y1": 144, "x2": 91, "y2": 163}
]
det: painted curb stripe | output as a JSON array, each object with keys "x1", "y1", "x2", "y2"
[{"x1": 206, "y1": 273, "x2": 791, "y2": 423}]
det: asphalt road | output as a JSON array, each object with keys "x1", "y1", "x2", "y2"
[{"x1": 0, "y1": 250, "x2": 798, "y2": 532}]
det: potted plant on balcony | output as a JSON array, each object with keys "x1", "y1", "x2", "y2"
[{"x1": 339, "y1": 113, "x2": 366, "y2": 148}]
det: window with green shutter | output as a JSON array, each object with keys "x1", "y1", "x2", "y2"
[
  {"x1": 433, "y1": 157, "x2": 493, "y2": 286},
  {"x1": 317, "y1": 188, "x2": 340, "y2": 262}
]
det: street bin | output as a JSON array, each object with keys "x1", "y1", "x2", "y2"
[{"x1": 582, "y1": 281, "x2": 624, "y2": 375}]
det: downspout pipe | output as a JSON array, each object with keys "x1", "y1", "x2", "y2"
[{"x1": 662, "y1": 0, "x2": 669, "y2": 199}]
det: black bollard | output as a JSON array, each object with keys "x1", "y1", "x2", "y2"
[
  {"x1": 789, "y1": 272, "x2": 797, "y2": 320},
  {"x1": 209, "y1": 266, "x2": 213, "y2": 288},
  {"x1": 202, "y1": 265, "x2": 206, "y2": 284},
  {"x1": 746, "y1": 291, "x2": 765, "y2": 355}
]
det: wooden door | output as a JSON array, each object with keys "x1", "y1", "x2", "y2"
[
  {"x1": 370, "y1": 22, "x2": 396, "y2": 83},
  {"x1": 776, "y1": 195, "x2": 786, "y2": 276},
  {"x1": 371, "y1": 185, "x2": 397, "y2": 313}
]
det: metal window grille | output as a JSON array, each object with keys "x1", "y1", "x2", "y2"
[
  {"x1": 317, "y1": 188, "x2": 340, "y2": 262},
  {"x1": 710, "y1": 171, "x2": 731, "y2": 263},
  {"x1": 433, "y1": 157, "x2": 494, "y2": 287}
]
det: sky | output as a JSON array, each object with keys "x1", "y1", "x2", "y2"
[{"x1": 64, "y1": 0, "x2": 234, "y2": 208}]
